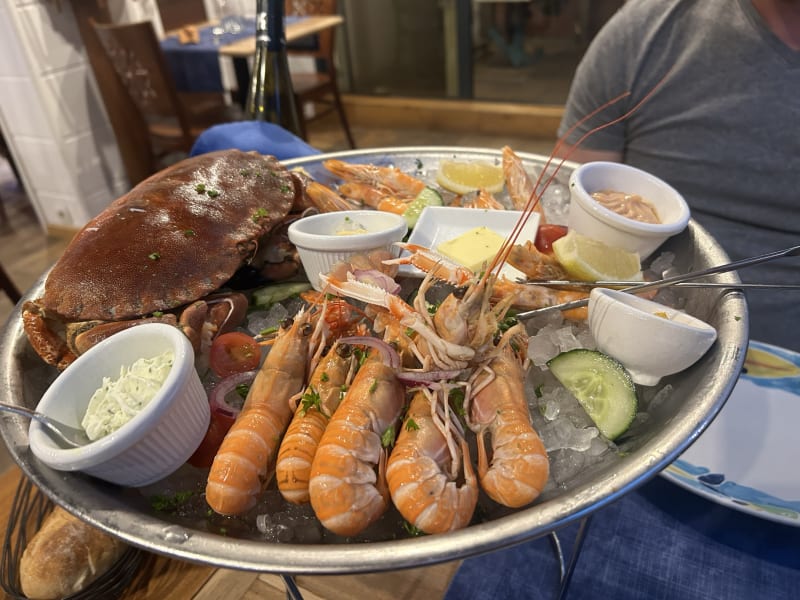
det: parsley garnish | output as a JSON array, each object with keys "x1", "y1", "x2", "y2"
[
  {"x1": 148, "y1": 252, "x2": 161, "y2": 260},
  {"x1": 380, "y1": 424, "x2": 395, "y2": 448},
  {"x1": 405, "y1": 418, "x2": 419, "y2": 432},
  {"x1": 150, "y1": 490, "x2": 194, "y2": 512},
  {"x1": 449, "y1": 387, "x2": 466, "y2": 417},
  {"x1": 403, "y1": 521, "x2": 426, "y2": 536},
  {"x1": 300, "y1": 386, "x2": 321, "y2": 415},
  {"x1": 194, "y1": 183, "x2": 206, "y2": 193},
  {"x1": 252, "y1": 207, "x2": 269, "y2": 222}
]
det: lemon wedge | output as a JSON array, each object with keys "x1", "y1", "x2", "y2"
[
  {"x1": 436, "y1": 160, "x2": 505, "y2": 195},
  {"x1": 552, "y1": 230, "x2": 643, "y2": 282}
]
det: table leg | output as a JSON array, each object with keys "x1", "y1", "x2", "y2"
[
  {"x1": 549, "y1": 515, "x2": 593, "y2": 600},
  {"x1": 233, "y1": 56, "x2": 251, "y2": 110}
]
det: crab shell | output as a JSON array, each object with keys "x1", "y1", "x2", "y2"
[{"x1": 40, "y1": 150, "x2": 298, "y2": 321}]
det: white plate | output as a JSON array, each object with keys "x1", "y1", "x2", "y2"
[
  {"x1": 662, "y1": 340, "x2": 800, "y2": 525},
  {"x1": 399, "y1": 206, "x2": 540, "y2": 280}
]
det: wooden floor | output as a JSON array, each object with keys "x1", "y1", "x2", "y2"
[{"x1": 0, "y1": 117, "x2": 556, "y2": 600}]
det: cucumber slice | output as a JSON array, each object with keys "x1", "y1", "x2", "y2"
[
  {"x1": 547, "y1": 349, "x2": 637, "y2": 440},
  {"x1": 402, "y1": 186, "x2": 443, "y2": 228},
  {"x1": 251, "y1": 282, "x2": 312, "y2": 308}
]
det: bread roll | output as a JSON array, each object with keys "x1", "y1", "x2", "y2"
[{"x1": 19, "y1": 506, "x2": 128, "y2": 600}]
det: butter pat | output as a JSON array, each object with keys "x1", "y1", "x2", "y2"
[{"x1": 437, "y1": 226, "x2": 505, "y2": 273}]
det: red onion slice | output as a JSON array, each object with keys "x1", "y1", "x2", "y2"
[
  {"x1": 339, "y1": 336, "x2": 401, "y2": 370},
  {"x1": 397, "y1": 369, "x2": 464, "y2": 386},
  {"x1": 351, "y1": 269, "x2": 401, "y2": 295},
  {"x1": 209, "y1": 370, "x2": 257, "y2": 418}
]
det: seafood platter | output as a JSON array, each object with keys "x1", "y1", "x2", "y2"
[{"x1": 0, "y1": 147, "x2": 747, "y2": 574}]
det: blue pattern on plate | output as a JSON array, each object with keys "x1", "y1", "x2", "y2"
[
  {"x1": 743, "y1": 340, "x2": 800, "y2": 394},
  {"x1": 668, "y1": 459, "x2": 800, "y2": 521}
]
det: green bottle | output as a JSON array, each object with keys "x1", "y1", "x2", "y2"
[{"x1": 245, "y1": 0, "x2": 302, "y2": 136}]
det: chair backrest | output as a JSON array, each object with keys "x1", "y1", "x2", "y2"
[
  {"x1": 79, "y1": 10, "x2": 158, "y2": 186},
  {"x1": 285, "y1": 0, "x2": 337, "y2": 66},
  {"x1": 89, "y1": 19, "x2": 194, "y2": 150},
  {"x1": 156, "y1": 0, "x2": 208, "y2": 33}
]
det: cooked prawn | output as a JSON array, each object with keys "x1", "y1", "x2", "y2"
[
  {"x1": 322, "y1": 159, "x2": 427, "y2": 198},
  {"x1": 275, "y1": 341, "x2": 358, "y2": 504},
  {"x1": 308, "y1": 345, "x2": 406, "y2": 536},
  {"x1": 387, "y1": 386, "x2": 478, "y2": 533},
  {"x1": 491, "y1": 278, "x2": 589, "y2": 320},
  {"x1": 461, "y1": 188, "x2": 505, "y2": 210},
  {"x1": 321, "y1": 271, "x2": 476, "y2": 371},
  {"x1": 339, "y1": 182, "x2": 412, "y2": 215},
  {"x1": 468, "y1": 327, "x2": 549, "y2": 508},
  {"x1": 205, "y1": 309, "x2": 320, "y2": 516},
  {"x1": 507, "y1": 240, "x2": 568, "y2": 281},
  {"x1": 502, "y1": 146, "x2": 546, "y2": 218},
  {"x1": 305, "y1": 180, "x2": 362, "y2": 213}
]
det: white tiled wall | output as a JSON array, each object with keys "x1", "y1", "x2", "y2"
[{"x1": 0, "y1": 0, "x2": 149, "y2": 229}]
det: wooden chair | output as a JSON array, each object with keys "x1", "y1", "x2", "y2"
[
  {"x1": 156, "y1": 0, "x2": 208, "y2": 33},
  {"x1": 88, "y1": 19, "x2": 237, "y2": 185},
  {"x1": 0, "y1": 263, "x2": 21, "y2": 304},
  {"x1": 286, "y1": 0, "x2": 356, "y2": 148}
]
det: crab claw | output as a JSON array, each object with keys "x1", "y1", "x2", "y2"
[
  {"x1": 319, "y1": 273, "x2": 404, "y2": 312},
  {"x1": 383, "y1": 243, "x2": 473, "y2": 286}
]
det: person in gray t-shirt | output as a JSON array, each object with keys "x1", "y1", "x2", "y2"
[{"x1": 557, "y1": 0, "x2": 800, "y2": 351}]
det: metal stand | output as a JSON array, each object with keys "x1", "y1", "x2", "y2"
[
  {"x1": 279, "y1": 516, "x2": 594, "y2": 600},
  {"x1": 549, "y1": 515, "x2": 593, "y2": 600},
  {"x1": 282, "y1": 574, "x2": 303, "y2": 600}
]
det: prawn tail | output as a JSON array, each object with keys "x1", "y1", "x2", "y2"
[
  {"x1": 275, "y1": 407, "x2": 327, "y2": 504},
  {"x1": 478, "y1": 419, "x2": 549, "y2": 508}
]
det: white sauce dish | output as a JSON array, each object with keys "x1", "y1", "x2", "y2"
[
  {"x1": 28, "y1": 323, "x2": 209, "y2": 487},
  {"x1": 588, "y1": 287, "x2": 718, "y2": 386},
  {"x1": 288, "y1": 210, "x2": 408, "y2": 291},
  {"x1": 568, "y1": 162, "x2": 690, "y2": 260}
]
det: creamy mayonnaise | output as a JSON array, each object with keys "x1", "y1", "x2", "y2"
[
  {"x1": 335, "y1": 216, "x2": 370, "y2": 235},
  {"x1": 591, "y1": 190, "x2": 661, "y2": 224},
  {"x1": 81, "y1": 350, "x2": 174, "y2": 441}
]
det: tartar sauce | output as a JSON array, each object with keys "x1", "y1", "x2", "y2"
[
  {"x1": 335, "y1": 216, "x2": 370, "y2": 236},
  {"x1": 591, "y1": 190, "x2": 661, "y2": 224},
  {"x1": 81, "y1": 350, "x2": 174, "y2": 441}
]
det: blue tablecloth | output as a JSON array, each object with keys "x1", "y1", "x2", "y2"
[
  {"x1": 190, "y1": 121, "x2": 320, "y2": 160},
  {"x1": 444, "y1": 476, "x2": 800, "y2": 600},
  {"x1": 161, "y1": 16, "x2": 308, "y2": 94}
]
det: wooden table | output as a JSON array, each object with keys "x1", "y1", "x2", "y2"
[
  {"x1": 218, "y1": 15, "x2": 344, "y2": 59},
  {"x1": 0, "y1": 466, "x2": 459, "y2": 600},
  {"x1": 165, "y1": 15, "x2": 344, "y2": 106}
]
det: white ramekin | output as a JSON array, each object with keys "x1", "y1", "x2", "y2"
[
  {"x1": 568, "y1": 161, "x2": 690, "y2": 260},
  {"x1": 28, "y1": 323, "x2": 209, "y2": 487}
]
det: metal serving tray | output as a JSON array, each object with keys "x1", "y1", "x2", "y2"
[{"x1": 0, "y1": 148, "x2": 747, "y2": 574}]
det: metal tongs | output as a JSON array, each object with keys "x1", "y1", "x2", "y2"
[{"x1": 516, "y1": 244, "x2": 800, "y2": 321}]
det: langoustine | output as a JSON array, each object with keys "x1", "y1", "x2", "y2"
[
  {"x1": 308, "y1": 345, "x2": 406, "y2": 537},
  {"x1": 275, "y1": 341, "x2": 358, "y2": 504},
  {"x1": 387, "y1": 385, "x2": 478, "y2": 534},
  {"x1": 205, "y1": 308, "x2": 324, "y2": 516},
  {"x1": 468, "y1": 325, "x2": 549, "y2": 507}
]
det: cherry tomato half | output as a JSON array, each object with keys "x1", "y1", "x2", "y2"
[
  {"x1": 534, "y1": 224, "x2": 569, "y2": 254},
  {"x1": 209, "y1": 332, "x2": 261, "y2": 378},
  {"x1": 187, "y1": 409, "x2": 236, "y2": 468}
]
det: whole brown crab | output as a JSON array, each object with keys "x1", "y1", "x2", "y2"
[{"x1": 23, "y1": 149, "x2": 306, "y2": 369}]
